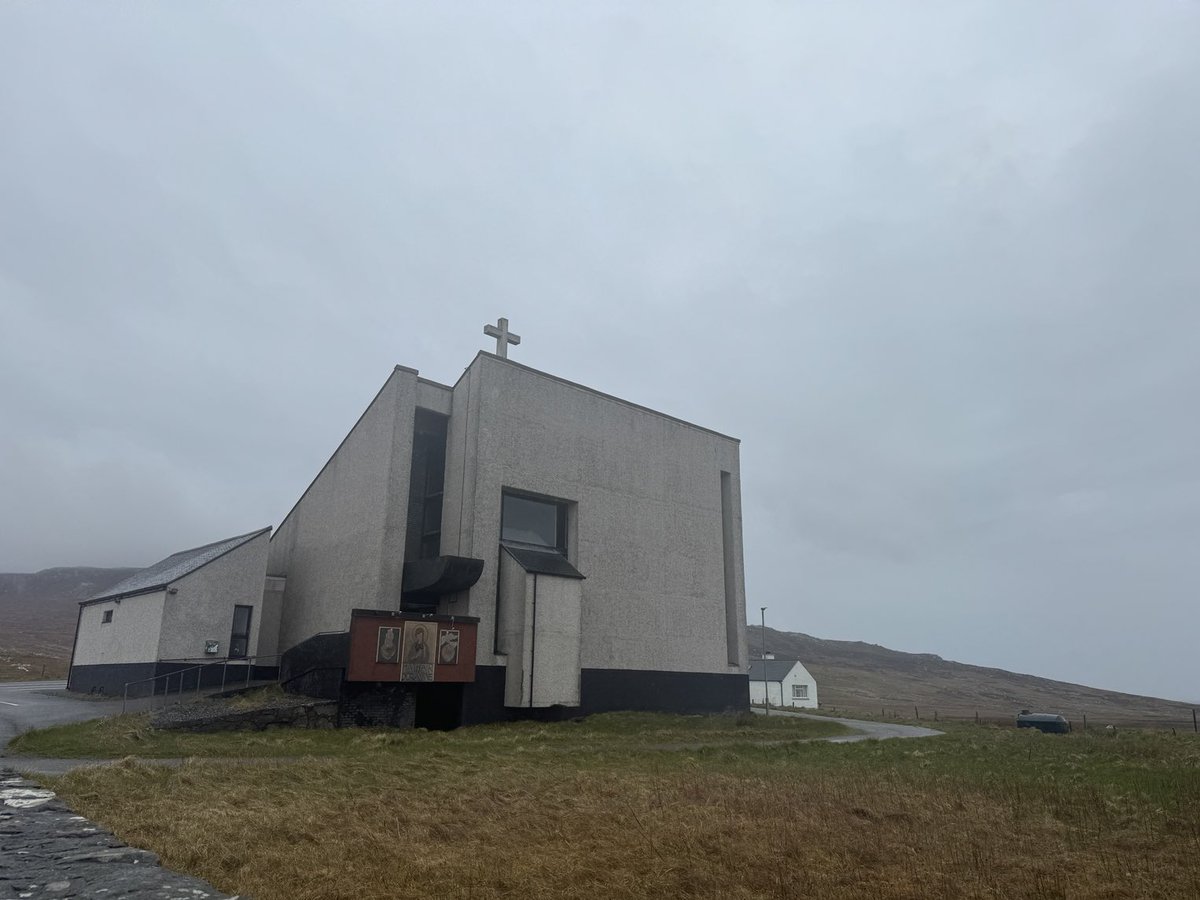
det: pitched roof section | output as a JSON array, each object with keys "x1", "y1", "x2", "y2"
[
  {"x1": 501, "y1": 545, "x2": 585, "y2": 580},
  {"x1": 84, "y1": 528, "x2": 271, "y2": 604},
  {"x1": 747, "y1": 658, "x2": 804, "y2": 682}
]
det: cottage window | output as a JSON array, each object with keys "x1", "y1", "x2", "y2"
[
  {"x1": 792, "y1": 684, "x2": 808, "y2": 700},
  {"x1": 229, "y1": 605, "x2": 253, "y2": 659},
  {"x1": 101, "y1": 609, "x2": 113, "y2": 624},
  {"x1": 501, "y1": 492, "x2": 568, "y2": 553}
]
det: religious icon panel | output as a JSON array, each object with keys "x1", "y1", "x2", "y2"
[
  {"x1": 438, "y1": 628, "x2": 460, "y2": 665},
  {"x1": 400, "y1": 621, "x2": 436, "y2": 682},
  {"x1": 347, "y1": 611, "x2": 478, "y2": 683},
  {"x1": 376, "y1": 626, "x2": 401, "y2": 664}
]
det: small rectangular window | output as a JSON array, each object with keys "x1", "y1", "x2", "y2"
[
  {"x1": 229, "y1": 605, "x2": 253, "y2": 659},
  {"x1": 792, "y1": 684, "x2": 808, "y2": 700},
  {"x1": 501, "y1": 492, "x2": 567, "y2": 553},
  {"x1": 101, "y1": 609, "x2": 113, "y2": 624}
]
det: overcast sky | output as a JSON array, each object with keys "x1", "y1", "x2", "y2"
[{"x1": 2, "y1": 3, "x2": 1198, "y2": 701}]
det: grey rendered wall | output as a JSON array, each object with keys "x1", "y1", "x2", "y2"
[
  {"x1": 157, "y1": 531, "x2": 271, "y2": 661},
  {"x1": 71, "y1": 592, "x2": 166, "y2": 666},
  {"x1": 258, "y1": 576, "x2": 286, "y2": 659},
  {"x1": 441, "y1": 354, "x2": 748, "y2": 676},
  {"x1": 269, "y1": 367, "x2": 420, "y2": 652}
]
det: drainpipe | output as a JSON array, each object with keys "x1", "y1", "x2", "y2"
[{"x1": 528, "y1": 573, "x2": 538, "y2": 708}]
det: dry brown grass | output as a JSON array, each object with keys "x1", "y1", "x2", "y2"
[{"x1": 43, "y1": 722, "x2": 1200, "y2": 900}]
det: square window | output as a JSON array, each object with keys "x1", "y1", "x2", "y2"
[
  {"x1": 792, "y1": 684, "x2": 808, "y2": 700},
  {"x1": 101, "y1": 609, "x2": 113, "y2": 624},
  {"x1": 501, "y1": 492, "x2": 567, "y2": 553}
]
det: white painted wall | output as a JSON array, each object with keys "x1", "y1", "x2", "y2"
[
  {"x1": 441, "y1": 353, "x2": 747, "y2": 676},
  {"x1": 748, "y1": 661, "x2": 819, "y2": 709},
  {"x1": 157, "y1": 530, "x2": 272, "y2": 661},
  {"x1": 71, "y1": 591, "x2": 166, "y2": 666},
  {"x1": 497, "y1": 551, "x2": 583, "y2": 708},
  {"x1": 268, "y1": 367, "x2": 422, "y2": 651}
]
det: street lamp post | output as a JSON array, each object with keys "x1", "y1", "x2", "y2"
[{"x1": 760, "y1": 606, "x2": 769, "y2": 716}]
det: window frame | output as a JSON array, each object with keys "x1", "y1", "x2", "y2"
[
  {"x1": 101, "y1": 609, "x2": 113, "y2": 625},
  {"x1": 791, "y1": 683, "x2": 808, "y2": 700},
  {"x1": 500, "y1": 490, "x2": 569, "y2": 555},
  {"x1": 228, "y1": 604, "x2": 254, "y2": 660}
]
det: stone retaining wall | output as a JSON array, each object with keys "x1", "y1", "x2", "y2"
[{"x1": 153, "y1": 699, "x2": 338, "y2": 732}]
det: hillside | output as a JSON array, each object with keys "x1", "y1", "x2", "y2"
[
  {"x1": 0, "y1": 567, "x2": 140, "y2": 679},
  {"x1": 750, "y1": 625, "x2": 1198, "y2": 728}
]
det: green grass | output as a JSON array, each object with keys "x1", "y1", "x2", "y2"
[{"x1": 8, "y1": 709, "x2": 852, "y2": 759}]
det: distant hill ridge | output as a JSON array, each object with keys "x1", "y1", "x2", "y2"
[
  {"x1": 750, "y1": 625, "x2": 1198, "y2": 726},
  {"x1": 0, "y1": 567, "x2": 141, "y2": 646}
]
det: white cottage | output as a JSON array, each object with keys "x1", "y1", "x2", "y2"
[
  {"x1": 748, "y1": 655, "x2": 819, "y2": 709},
  {"x1": 67, "y1": 529, "x2": 283, "y2": 694}
]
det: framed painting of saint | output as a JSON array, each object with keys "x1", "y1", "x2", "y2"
[
  {"x1": 438, "y1": 629, "x2": 460, "y2": 665},
  {"x1": 376, "y1": 626, "x2": 401, "y2": 664},
  {"x1": 400, "y1": 622, "x2": 435, "y2": 681}
]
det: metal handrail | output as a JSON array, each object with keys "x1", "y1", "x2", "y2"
[{"x1": 121, "y1": 653, "x2": 282, "y2": 714}]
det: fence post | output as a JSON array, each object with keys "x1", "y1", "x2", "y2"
[
  {"x1": 934, "y1": 711, "x2": 938, "y2": 722},
  {"x1": 974, "y1": 711, "x2": 979, "y2": 725},
  {"x1": 122, "y1": 683, "x2": 128, "y2": 716},
  {"x1": 1193, "y1": 709, "x2": 1197, "y2": 734},
  {"x1": 914, "y1": 706, "x2": 919, "y2": 720},
  {"x1": 1082, "y1": 713, "x2": 1087, "y2": 732}
]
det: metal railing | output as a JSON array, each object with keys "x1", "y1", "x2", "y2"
[{"x1": 121, "y1": 654, "x2": 282, "y2": 714}]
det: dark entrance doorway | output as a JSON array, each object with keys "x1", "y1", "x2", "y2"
[{"x1": 415, "y1": 683, "x2": 463, "y2": 730}]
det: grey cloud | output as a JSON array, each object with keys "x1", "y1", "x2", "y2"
[{"x1": 1, "y1": 2, "x2": 1198, "y2": 700}]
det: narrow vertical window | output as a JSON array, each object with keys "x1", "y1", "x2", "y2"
[
  {"x1": 404, "y1": 409, "x2": 449, "y2": 561},
  {"x1": 720, "y1": 471, "x2": 739, "y2": 665},
  {"x1": 229, "y1": 605, "x2": 253, "y2": 659}
]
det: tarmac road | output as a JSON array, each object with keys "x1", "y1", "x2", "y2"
[
  {"x1": 0, "y1": 680, "x2": 124, "y2": 752},
  {"x1": 752, "y1": 706, "x2": 944, "y2": 741}
]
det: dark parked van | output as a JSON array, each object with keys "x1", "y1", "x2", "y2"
[{"x1": 1016, "y1": 710, "x2": 1072, "y2": 733}]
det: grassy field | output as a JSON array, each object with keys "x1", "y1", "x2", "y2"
[
  {"x1": 27, "y1": 715, "x2": 1200, "y2": 900},
  {"x1": 9, "y1": 708, "x2": 850, "y2": 758},
  {"x1": 0, "y1": 647, "x2": 67, "y2": 681}
]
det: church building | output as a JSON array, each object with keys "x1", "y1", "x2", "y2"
[{"x1": 68, "y1": 320, "x2": 750, "y2": 726}]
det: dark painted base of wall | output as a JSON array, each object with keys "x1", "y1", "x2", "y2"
[
  {"x1": 67, "y1": 662, "x2": 157, "y2": 696},
  {"x1": 67, "y1": 662, "x2": 280, "y2": 698},
  {"x1": 461, "y1": 666, "x2": 749, "y2": 727},
  {"x1": 73, "y1": 660, "x2": 749, "y2": 727}
]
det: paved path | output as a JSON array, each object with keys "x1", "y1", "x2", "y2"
[
  {"x1": 0, "y1": 685, "x2": 238, "y2": 897},
  {"x1": 1, "y1": 767, "x2": 236, "y2": 899},
  {"x1": 0, "y1": 681, "x2": 126, "y2": 751},
  {"x1": 752, "y1": 707, "x2": 944, "y2": 741}
]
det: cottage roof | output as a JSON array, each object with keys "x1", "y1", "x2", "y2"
[
  {"x1": 747, "y1": 658, "x2": 804, "y2": 682},
  {"x1": 82, "y1": 528, "x2": 271, "y2": 604}
]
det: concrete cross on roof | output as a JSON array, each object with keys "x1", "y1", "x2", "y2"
[{"x1": 484, "y1": 317, "x2": 521, "y2": 359}]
